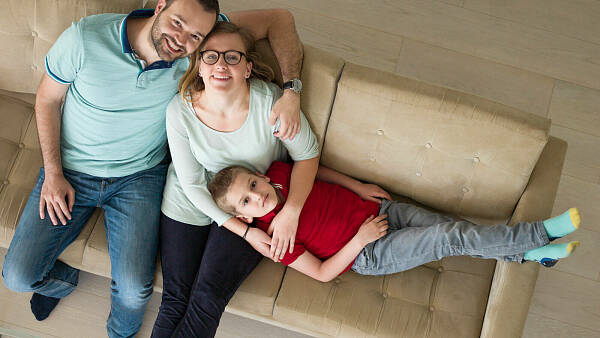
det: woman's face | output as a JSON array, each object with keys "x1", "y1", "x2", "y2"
[{"x1": 198, "y1": 33, "x2": 252, "y2": 92}]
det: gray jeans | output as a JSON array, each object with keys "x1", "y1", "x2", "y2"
[{"x1": 351, "y1": 200, "x2": 549, "y2": 275}]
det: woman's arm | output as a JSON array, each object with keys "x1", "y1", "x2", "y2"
[
  {"x1": 269, "y1": 156, "x2": 319, "y2": 260},
  {"x1": 289, "y1": 214, "x2": 389, "y2": 282}
]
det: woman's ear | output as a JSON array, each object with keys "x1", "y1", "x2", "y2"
[
  {"x1": 246, "y1": 61, "x2": 253, "y2": 78},
  {"x1": 236, "y1": 215, "x2": 254, "y2": 224}
]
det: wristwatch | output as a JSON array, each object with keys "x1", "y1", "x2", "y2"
[{"x1": 283, "y1": 78, "x2": 302, "y2": 94}]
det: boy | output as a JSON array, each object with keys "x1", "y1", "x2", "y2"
[{"x1": 208, "y1": 161, "x2": 580, "y2": 282}]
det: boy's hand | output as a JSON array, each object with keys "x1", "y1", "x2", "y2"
[
  {"x1": 356, "y1": 214, "x2": 388, "y2": 246},
  {"x1": 245, "y1": 227, "x2": 273, "y2": 259},
  {"x1": 268, "y1": 207, "x2": 300, "y2": 261},
  {"x1": 354, "y1": 183, "x2": 391, "y2": 203}
]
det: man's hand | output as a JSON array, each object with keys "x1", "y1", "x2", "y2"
[
  {"x1": 356, "y1": 214, "x2": 389, "y2": 246},
  {"x1": 39, "y1": 173, "x2": 75, "y2": 226},
  {"x1": 267, "y1": 206, "x2": 300, "y2": 261},
  {"x1": 270, "y1": 91, "x2": 301, "y2": 141},
  {"x1": 353, "y1": 183, "x2": 392, "y2": 203},
  {"x1": 245, "y1": 227, "x2": 273, "y2": 259}
]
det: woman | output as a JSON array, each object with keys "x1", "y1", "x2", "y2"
[{"x1": 151, "y1": 22, "x2": 320, "y2": 337}]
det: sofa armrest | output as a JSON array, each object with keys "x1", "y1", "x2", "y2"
[{"x1": 480, "y1": 136, "x2": 568, "y2": 338}]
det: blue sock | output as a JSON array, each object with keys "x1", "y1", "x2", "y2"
[
  {"x1": 543, "y1": 208, "x2": 580, "y2": 240},
  {"x1": 30, "y1": 292, "x2": 61, "y2": 321},
  {"x1": 524, "y1": 241, "x2": 579, "y2": 267}
]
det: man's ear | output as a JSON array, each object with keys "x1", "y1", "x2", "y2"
[
  {"x1": 155, "y1": 0, "x2": 168, "y2": 15},
  {"x1": 236, "y1": 215, "x2": 254, "y2": 224},
  {"x1": 256, "y1": 172, "x2": 270, "y2": 183}
]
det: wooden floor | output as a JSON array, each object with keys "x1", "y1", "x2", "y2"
[{"x1": 2, "y1": 1, "x2": 600, "y2": 337}]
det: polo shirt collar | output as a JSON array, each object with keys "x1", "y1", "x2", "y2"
[{"x1": 119, "y1": 9, "x2": 176, "y2": 69}]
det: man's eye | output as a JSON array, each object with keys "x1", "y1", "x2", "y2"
[{"x1": 191, "y1": 34, "x2": 200, "y2": 41}]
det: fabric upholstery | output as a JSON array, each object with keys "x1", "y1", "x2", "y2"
[{"x1": 321, "y1": 63, "x2": 550, "y2": 222}]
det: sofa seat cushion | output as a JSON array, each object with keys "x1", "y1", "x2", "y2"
[
  {"x1": 274, "y1": 254, "x2": 494, "y2": 337},
  {"x1": 83, "y1": 213, "x2": 286, "y2": 317}
]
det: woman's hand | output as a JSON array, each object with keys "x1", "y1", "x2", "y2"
[
  {"x1": 353, "y1": 183, "x2": 391, "y2": 203},
  {"x1": 355, "y1": 214, "x2": 388, "y2": 246},
  {"x1": 270, "y1": 91, "x2": 300, "y2": 141},
  {"x1": 245, "y1": 227, "x2": 273, "y2": 259},
  {"x1": 267, "y1": 206, "x2": 300, "y2": 261}
]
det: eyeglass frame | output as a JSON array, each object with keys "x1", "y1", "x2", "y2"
[{"x1": 198, "y1": 49, "x2": 248, "y2": 65}]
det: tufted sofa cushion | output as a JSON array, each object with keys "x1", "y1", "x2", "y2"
[{"x1": 321, "y1": 63, "x2": 550, "y2": 222}]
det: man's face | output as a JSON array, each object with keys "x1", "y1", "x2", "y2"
[
  {"x1": 151, "y1": 0, "x2": 216, "y2": 61},
  {"x1": 226, "y1": 172, "x2": 279, "y2": 218}
]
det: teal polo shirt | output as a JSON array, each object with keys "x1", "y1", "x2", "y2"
[{"x1": 45, "y1": 9, "x2": 228, "y2": 177}]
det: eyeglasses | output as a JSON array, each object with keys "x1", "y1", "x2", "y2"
[{"x1": 199, "y1": 50, "x2": 246, "y2": 65}]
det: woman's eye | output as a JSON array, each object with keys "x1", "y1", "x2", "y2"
[{"x1": 173, "y1": 20, "x2": 181, "y2": 27}]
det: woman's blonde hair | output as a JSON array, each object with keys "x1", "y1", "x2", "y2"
[{"x1": 178, "y1": 21, "x2": 274, "y2": 101}]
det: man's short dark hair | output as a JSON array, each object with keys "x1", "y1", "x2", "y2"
[{"x1": 164, "y1": 0, "x2": 220, "y2": 15}]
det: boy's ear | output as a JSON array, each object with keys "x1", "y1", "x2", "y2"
[
  {"x1": 236, "y1": 215, "x2": 254, "y2": 224},
  {"x1": 256, "y1": 172, "x2": 270, "y2": 182}
]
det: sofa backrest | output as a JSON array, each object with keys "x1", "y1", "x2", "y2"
[
  {"x1": 321, "y1": 63, "x2": 550, "y2": 221},
  {"x1": 0, "y1": 0, "x2": 147, "y2": 94}
]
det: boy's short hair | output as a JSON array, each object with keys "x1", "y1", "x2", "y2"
[{"x1": 208, "y1": 165, "x2": 255, "y2": 215}]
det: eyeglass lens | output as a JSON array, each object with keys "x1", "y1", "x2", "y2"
[{"x1": 202, "y1": 50, "x2": 243, "y2": 65}]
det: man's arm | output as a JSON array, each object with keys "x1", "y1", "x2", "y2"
[
  {"x1": 227, "y1": 9, "x2": 303, "y2": 140},
  {"x1": 35, "y1": 74, "x2": 75, "y2": 225},
  {"x1": 289, "y1": 214, "x2": 389, "y2": 282}
]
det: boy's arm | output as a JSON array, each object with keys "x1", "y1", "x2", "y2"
[
  {"x1": 227, "y1": 9, "x2": 303, "y2": 141},
  {"x1": 288, "y1": 214, "x2": 389, "y2": 282},
  {"x1": 317, "y1": 165, "x2": 392, "y2": 202},
  {"x1": 288, "y1": 237, "x2": 365, "y2": 283}
]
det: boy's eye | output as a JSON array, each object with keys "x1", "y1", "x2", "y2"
[
  {"x1": 251, "y1": 181, "x2": 256, "y2": 189},
  {"x1": 243, "y1": 197, "x2": 249, "y2": 206}
]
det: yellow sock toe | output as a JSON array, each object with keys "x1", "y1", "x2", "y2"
[
  {"x1": 566, "y1": 241, "x2": 580, "y2": 254},
  {"x1": 569, "y1": 208, "x2": 580, "y2": 229}
]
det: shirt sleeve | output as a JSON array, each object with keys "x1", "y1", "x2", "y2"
[
  {"x1": 45, "y1": 21, "x2": 84, "y2": 84},
  {"x1": 268, "y1": 84, "x2": 320, "y2": 161},
  {"x1": 166, "y1": 100, "x2": 233, "y2": 226}
]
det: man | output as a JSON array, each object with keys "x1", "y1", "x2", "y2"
[{"x1": 1, "y1": 0, "x2": 303, "y2": 336}]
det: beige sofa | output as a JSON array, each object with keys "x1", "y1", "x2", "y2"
[{"x1": 0, "y1": 1, "x2": 567, "y2": 337}]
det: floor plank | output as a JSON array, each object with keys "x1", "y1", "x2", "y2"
[
  {"x1": 523, "y1": 312, "x2": 600, "y2": 338},
  {"x1": 552, "y1": 175, "x2": 600, "y2": 233},
  {"x1": 463, "y1": 0, "x2": 600, "y2": 45},
  {"x1": 550, "y1": 228, "x2": 600, "y2": 281},
  {"x1": 549, "y1": 80, "x2": 600, "y2": 138},
  {"x1": 395, "y1": 38, "x2": 554, "y2": 117},
  {"x1": 529, "y1": 268, "x2": 600, "y2": 331},
  {"x1": 549, "y1": 126, "x2": 600, "y2": 184}
]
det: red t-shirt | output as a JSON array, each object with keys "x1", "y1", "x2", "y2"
[{"x1": 256, "y1": 161, "x2": 380, "y2": 272}]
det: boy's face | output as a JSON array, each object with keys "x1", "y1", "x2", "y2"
[{"x1": 226, "y1": 172, "x2": 279, "y2": 218}]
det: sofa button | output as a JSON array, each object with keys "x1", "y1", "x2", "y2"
[
  {"x1": 437, "y1": 267, "x2": 444, "y2": 273},
  {"x1": 416, "y1": 172, "x2": 422, "y2": 177},
  {"x1": 425, "y1": 142, "x2": 432, "y2": 149},
  {"x1": 382, "y1": 292, "x2": 389, "y2": 298},
  {"x1": 334, "y1": 278, "x2": 341, "y2": 284},
  {"x1": 370, "y1": 157, "x2": 376, "y2": 162},
  {"x1": 376, "y1": 129, "x2": 384, "y2": 136},
  {"x1": 462, "y1": 187, "x2": 469, "y2": 193},
  {"x1": 3, "y1": 180, "x2": 9, "y2": 185},
  {"x1": 31, "y1": 65, "x2": 38, "y2": 71},
  {"x1": 31, "y1": 31, "x2": 38, "y2": 37},
  {"x1": 473, "y1": 156, "x2": 480, "y2": 163},
  {"x1": 18, "y1": 143, "x2": 25, "y2": 149},
  {"x1": 429, "y1": 306, "x2": 435, "y2": 312}
]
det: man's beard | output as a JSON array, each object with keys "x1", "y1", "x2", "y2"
[{"x1": 150, "y1": 14, "x2": 186, "y2": 61}]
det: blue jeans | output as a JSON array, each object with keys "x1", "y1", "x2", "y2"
[
  {"x1": 2, "y1": 164, "x2": 167, "y2": 338},
  {"x1": 352, "y1": 200, "x2": 550, "y2": 275}
]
